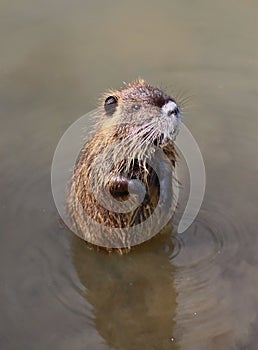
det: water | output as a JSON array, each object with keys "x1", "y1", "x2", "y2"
[{"x1": 1, "y1": 1, "x2": 258, "y2": 349}]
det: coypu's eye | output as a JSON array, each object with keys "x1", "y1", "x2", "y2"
[
  {"x1": 104, "y1": 95, "x2": 118, "y2": 116},
  {"x1": 132, "y1": 104, "x2": 141, "y2": 111}
]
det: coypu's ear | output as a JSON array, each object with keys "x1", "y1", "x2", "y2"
[{"x1": 104, "y1": 95, "x2": 118, "y2": 116}]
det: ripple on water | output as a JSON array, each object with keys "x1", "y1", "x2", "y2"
[
  {"x1": 1, "y1": 160, "x2": 108, "y2": 349},
  {"x1": 170, "y1": 204, "x2": 257, "y2": 349}
]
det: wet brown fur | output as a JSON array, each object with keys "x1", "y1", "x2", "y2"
[{"x1": 67, "y1": 80, "x2": 179, "y2": 252}]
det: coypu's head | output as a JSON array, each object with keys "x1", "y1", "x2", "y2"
[{"x1": 99, "y1": 79, "x2": 181, "y2": 149}]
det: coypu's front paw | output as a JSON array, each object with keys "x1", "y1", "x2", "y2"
[{"x1": 109, "y1": 176, "x2": 146, "y2": 203}]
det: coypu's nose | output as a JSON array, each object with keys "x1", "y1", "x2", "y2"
[{"x1": 162, "y1": 100, "x2": 180, "y2": 118}]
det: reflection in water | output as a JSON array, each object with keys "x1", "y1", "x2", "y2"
[
  {"x1": 72, "y1": 230, "x2": 179, "y2": 350},
  {"x1": 72, "y1": 202, "x2": 258, "y2": 350}
]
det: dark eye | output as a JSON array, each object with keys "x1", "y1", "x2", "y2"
[
  {"x1": 104, "y1": 95, "x2": 118, "y2": 116},
  {"x1": 132, "y1": 104, "x2": 141, "y2": 111}
]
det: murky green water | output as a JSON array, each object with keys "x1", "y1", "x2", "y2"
[{"x1": 1, "y1": 1, "x2": 258, "y2": 349}]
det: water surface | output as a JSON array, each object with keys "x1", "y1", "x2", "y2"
[{"x1": 1, "y1": 1, "x2": 258, "y2": 349}]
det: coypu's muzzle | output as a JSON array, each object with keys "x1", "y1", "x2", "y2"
[{"x1": 109, "y1": 99, "x2": 181, "y2": 151}]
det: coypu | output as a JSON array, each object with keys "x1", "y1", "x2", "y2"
[{"x1": 67, "y1": 79, "x2": 181, "y2": 251}]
